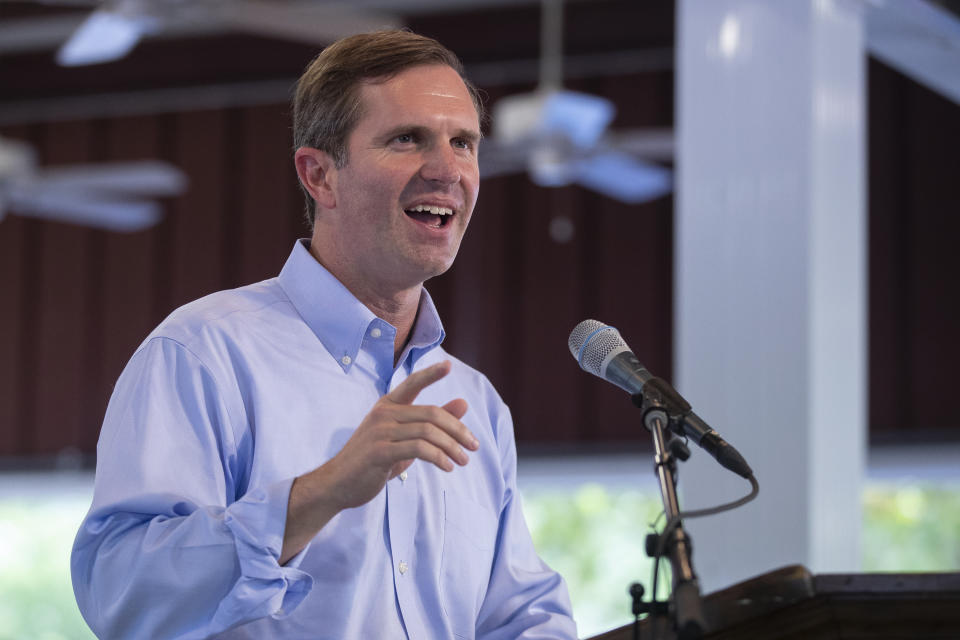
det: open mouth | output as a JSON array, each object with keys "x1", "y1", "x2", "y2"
[{"x1": 404, "y1": 204, "x2": 454, "y2": 229}]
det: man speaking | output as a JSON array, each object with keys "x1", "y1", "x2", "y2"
[{"x1": 71, "y1": 30, "x2": 577, "y2": 639}]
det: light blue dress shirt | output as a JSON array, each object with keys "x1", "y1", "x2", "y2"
[{"x1": 71, "y1": 240, "x2": 577, "y2": 640}]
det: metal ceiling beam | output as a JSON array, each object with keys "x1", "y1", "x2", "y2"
[
  {"x1": 866, "y1": 0, "x2": 960, "y2": 105},
  {"x1": 0, "y1": 0, "x2": 545, "y2": 55}
]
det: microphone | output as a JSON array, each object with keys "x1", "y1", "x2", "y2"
[{"x1": 569, "y1": 319, "x2": 753, "y2": 479}]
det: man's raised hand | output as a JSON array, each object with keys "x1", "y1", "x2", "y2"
[
  {"x1": 281, "y1": 360, "x2": 477, "y2": 563},
  {"x1": 327, "y1": 360, "x2": 478, "y2": 509}
]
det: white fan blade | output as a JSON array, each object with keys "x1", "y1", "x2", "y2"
[
  {"x1": 56, "y1": 8, "x2": 156, "y2": 66},
  {"x1": 35, "y1": 161, "x2": 187, "y2": 197},
  {"x1": 572, "y1": 152, "x2": 672, "y2": 204},
  {"x1": 604, "y1": 128, "x2": 676, "y2": 162},
  {"x1": 479, "y1": 140, "x2": 531, "y2": 179},
  {"x1": 528, "y1": 144, "x2": 576, "y2": 187},
  {"x1": 493, "y1": 89, "x2": 615, "y2": 149},
  {"x1": 0, "y1": 136, "x2": 37, "y2": 179},
  {"x1": 8, "y1": 189, "x2": 162, "y2": 232}
]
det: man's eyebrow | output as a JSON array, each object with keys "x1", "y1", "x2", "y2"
[
  {"x1": 379, "y1": 125, "x2": 483, "y2": 143},
  {"x1": 380, "y1": 125, "x2": 427, "y2": 141},
  {"x1": 455, "y1": 128, "x2": 483, "y2": 143}
]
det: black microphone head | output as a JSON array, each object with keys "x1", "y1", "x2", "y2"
[{"x1": 568, "y1": 319, "x2": 629, "y2": 377}]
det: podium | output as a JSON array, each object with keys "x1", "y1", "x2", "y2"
[{"x1": 586, "y1": 565, "x2": 960, "y2": 639}]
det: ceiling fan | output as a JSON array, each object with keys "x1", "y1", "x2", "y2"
[
  {"x1": 479, "y1": 0, "x2": 674, "y2": 204},
  {"x1": 49, "y1": 0, "x2": 401, "y2": 67},
  {"x1": 0, "y1": 136, "x2": 187, "y2": 232}
]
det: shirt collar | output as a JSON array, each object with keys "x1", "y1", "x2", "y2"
[
  {"x1": 403, "y1": 287, "x2": 446, "y2": 369},
  {"x1": 278, "y1": 240, "x2": 445, "y2": 372}
]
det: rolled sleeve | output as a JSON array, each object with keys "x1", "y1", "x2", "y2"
[
  {"x1": 71, "y1": 337, "x2": 313, "y2": 638},
  {"x1": 217, "y1": 478, "x2": 313, "y2": 626}
]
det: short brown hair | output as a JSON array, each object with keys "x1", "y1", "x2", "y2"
[{"x1": 292, "y1": 30, "x2": 484, "y2": 228}]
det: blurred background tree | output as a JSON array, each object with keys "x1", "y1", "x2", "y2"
[{"x1": 4, "y1": 474, "x2": 958, "y2": 640}]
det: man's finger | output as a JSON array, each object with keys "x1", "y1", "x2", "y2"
[
  {"x1": 387, "y1": 361, "x2": 451, "y2": 405},
  {"x1": 391, "y1": 421, "x2": 470, "y2": 466},
  {"x1": 441, "y1": 399, "x2": 477, "y2": 450},
  {"x1": 388, "y1": 439, "x2": 456, "y2": 473},
  {"x1": 442, "y1": 398, "x2": 468, "y2": 420},
  {"x1": 390, "y1": 404, "x2": 477, "y2": 450}
]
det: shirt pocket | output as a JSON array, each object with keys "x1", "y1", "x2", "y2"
[{"x1": 440, "y1": 489, "x2": 499, "y2": 639}]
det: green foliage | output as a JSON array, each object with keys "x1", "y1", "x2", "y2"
[
  {"x1": 521, "y1": 484, "x2": 667, "y2": 637},
  {"x1": 0, "y1": 498, "x2": 94, "y2": 640},
  {"x1": 1, "y1": 478, "x2": 958, "y2": 639},
  {"x1": 862, "y1": 481, "x2": 960, "y2": 572},
  {"x1": 525, "y1": 480, "x2": 960, "y2": 638}
]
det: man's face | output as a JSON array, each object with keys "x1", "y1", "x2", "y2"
[{"x1": 319, "y1": 64, "x2": 481, "y2": 291}]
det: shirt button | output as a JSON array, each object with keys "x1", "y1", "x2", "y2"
[
  {"x1": 370, "y1": 327, "x2": 382, "y2": 338},
  {"x1": 399, "y1": 470, "x2": 408, "y2": 482},
  {"x1": 341, "y1": 355, "x2": 351, "y2": 365},
  {"x1": 398, "y1": 560, "x2": 408, "y2": 575}
]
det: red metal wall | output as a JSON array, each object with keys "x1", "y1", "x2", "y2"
[
  {"x1": 0, "y1": 2, "x2": 958, "y2": 459},
  {"x1": 0, "y1": 77, "x2": 674, "y2": 456}
]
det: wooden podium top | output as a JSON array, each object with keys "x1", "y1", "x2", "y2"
[{"x1": 587, "y1": 565, "x2": 960, "y2": 640}]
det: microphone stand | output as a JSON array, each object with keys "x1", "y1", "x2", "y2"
[{"x1": 629, "y1": 384, "x2": 707, "y2": 640}]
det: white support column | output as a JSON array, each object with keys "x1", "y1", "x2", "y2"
[{"x1": 675, "y1": 0, "x2": 867, "y2": 591}]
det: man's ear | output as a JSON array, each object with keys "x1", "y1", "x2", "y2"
[{"x1": 294, "y1": 147, "x2": 338, "y2": 210}]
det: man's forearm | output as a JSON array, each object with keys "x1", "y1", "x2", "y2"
[{"x1": 281, "y1": 464, "x2": 343, "y2": 564}]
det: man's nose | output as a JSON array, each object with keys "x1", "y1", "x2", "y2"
[{"x1": 420, "y1": 144, "x2": 461, "y2": 185}]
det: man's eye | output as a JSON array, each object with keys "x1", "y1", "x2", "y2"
[
  {"x1": 453, "y1": 138, "x2": 473, "y2": 150},
  {"x1": 395, "y1": 133, "x2": 414, "y2": 144}
]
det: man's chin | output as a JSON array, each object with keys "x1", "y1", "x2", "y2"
[
  {"x1": 375, "y1": 259, "x2": 451, "y2": 293},
  {"x1": 404, "y1": 249, "x2": 459, "y2": 281},
  {"x1": 420, "y1": 266, "x2": 452, "y2": 284}
]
